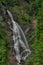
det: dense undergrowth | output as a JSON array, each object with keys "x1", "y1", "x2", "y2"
[
  {"x1": 0, "y1": 22, "x2": 9, "y2": 65},
  {"x1": 0, "y1": 0, "x2": 43, "y2": 65}
]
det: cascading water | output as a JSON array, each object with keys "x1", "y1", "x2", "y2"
[{"x1": 7, "y1": 10, "x2": 31, "y2": 64}]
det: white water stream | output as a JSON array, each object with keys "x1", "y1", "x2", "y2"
[{"x1": 7, "y1": 10, "x2": 31, "y2": 63}]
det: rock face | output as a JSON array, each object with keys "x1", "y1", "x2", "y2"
[
  {"x1": 32, "y1": 19, "x2": 37, "y2": 29},
  {"x1": 9, "y1": 56, "x2": 18, "y2": 65},
  {"x1": 0, "y1": 16, "x2": 3, "y2": 21}
]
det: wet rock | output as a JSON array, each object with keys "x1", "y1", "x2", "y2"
[{"x1": 0, "y1": 15, "x2": 3, "y2": 21}]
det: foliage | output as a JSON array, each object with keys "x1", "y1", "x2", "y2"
[
  {"x1": 0, "y1": 22, "x2": 9, "y2": 65},
  {"x1": 0, "y1": 0, "x2": 43, "y2": 65}
]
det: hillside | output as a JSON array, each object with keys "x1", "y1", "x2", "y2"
[{"x1": 0, "y1": 0, "x2": 43, "y2": 65}]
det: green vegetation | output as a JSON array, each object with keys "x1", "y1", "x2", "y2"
[
  {"x1": 0, "y1": 22, "x2": 9, "y2": 65},
  {"x1": 0, "y1": 0, "x2": 43, "y2": 65}
]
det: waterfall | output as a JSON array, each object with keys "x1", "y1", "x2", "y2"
[{"x1": 7, "y1": 10, "x2": 31, "y2": 63}]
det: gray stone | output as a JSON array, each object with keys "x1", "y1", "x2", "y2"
[{"x1": 0, "y1": 15, "x2": 3, "y2": 21}]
